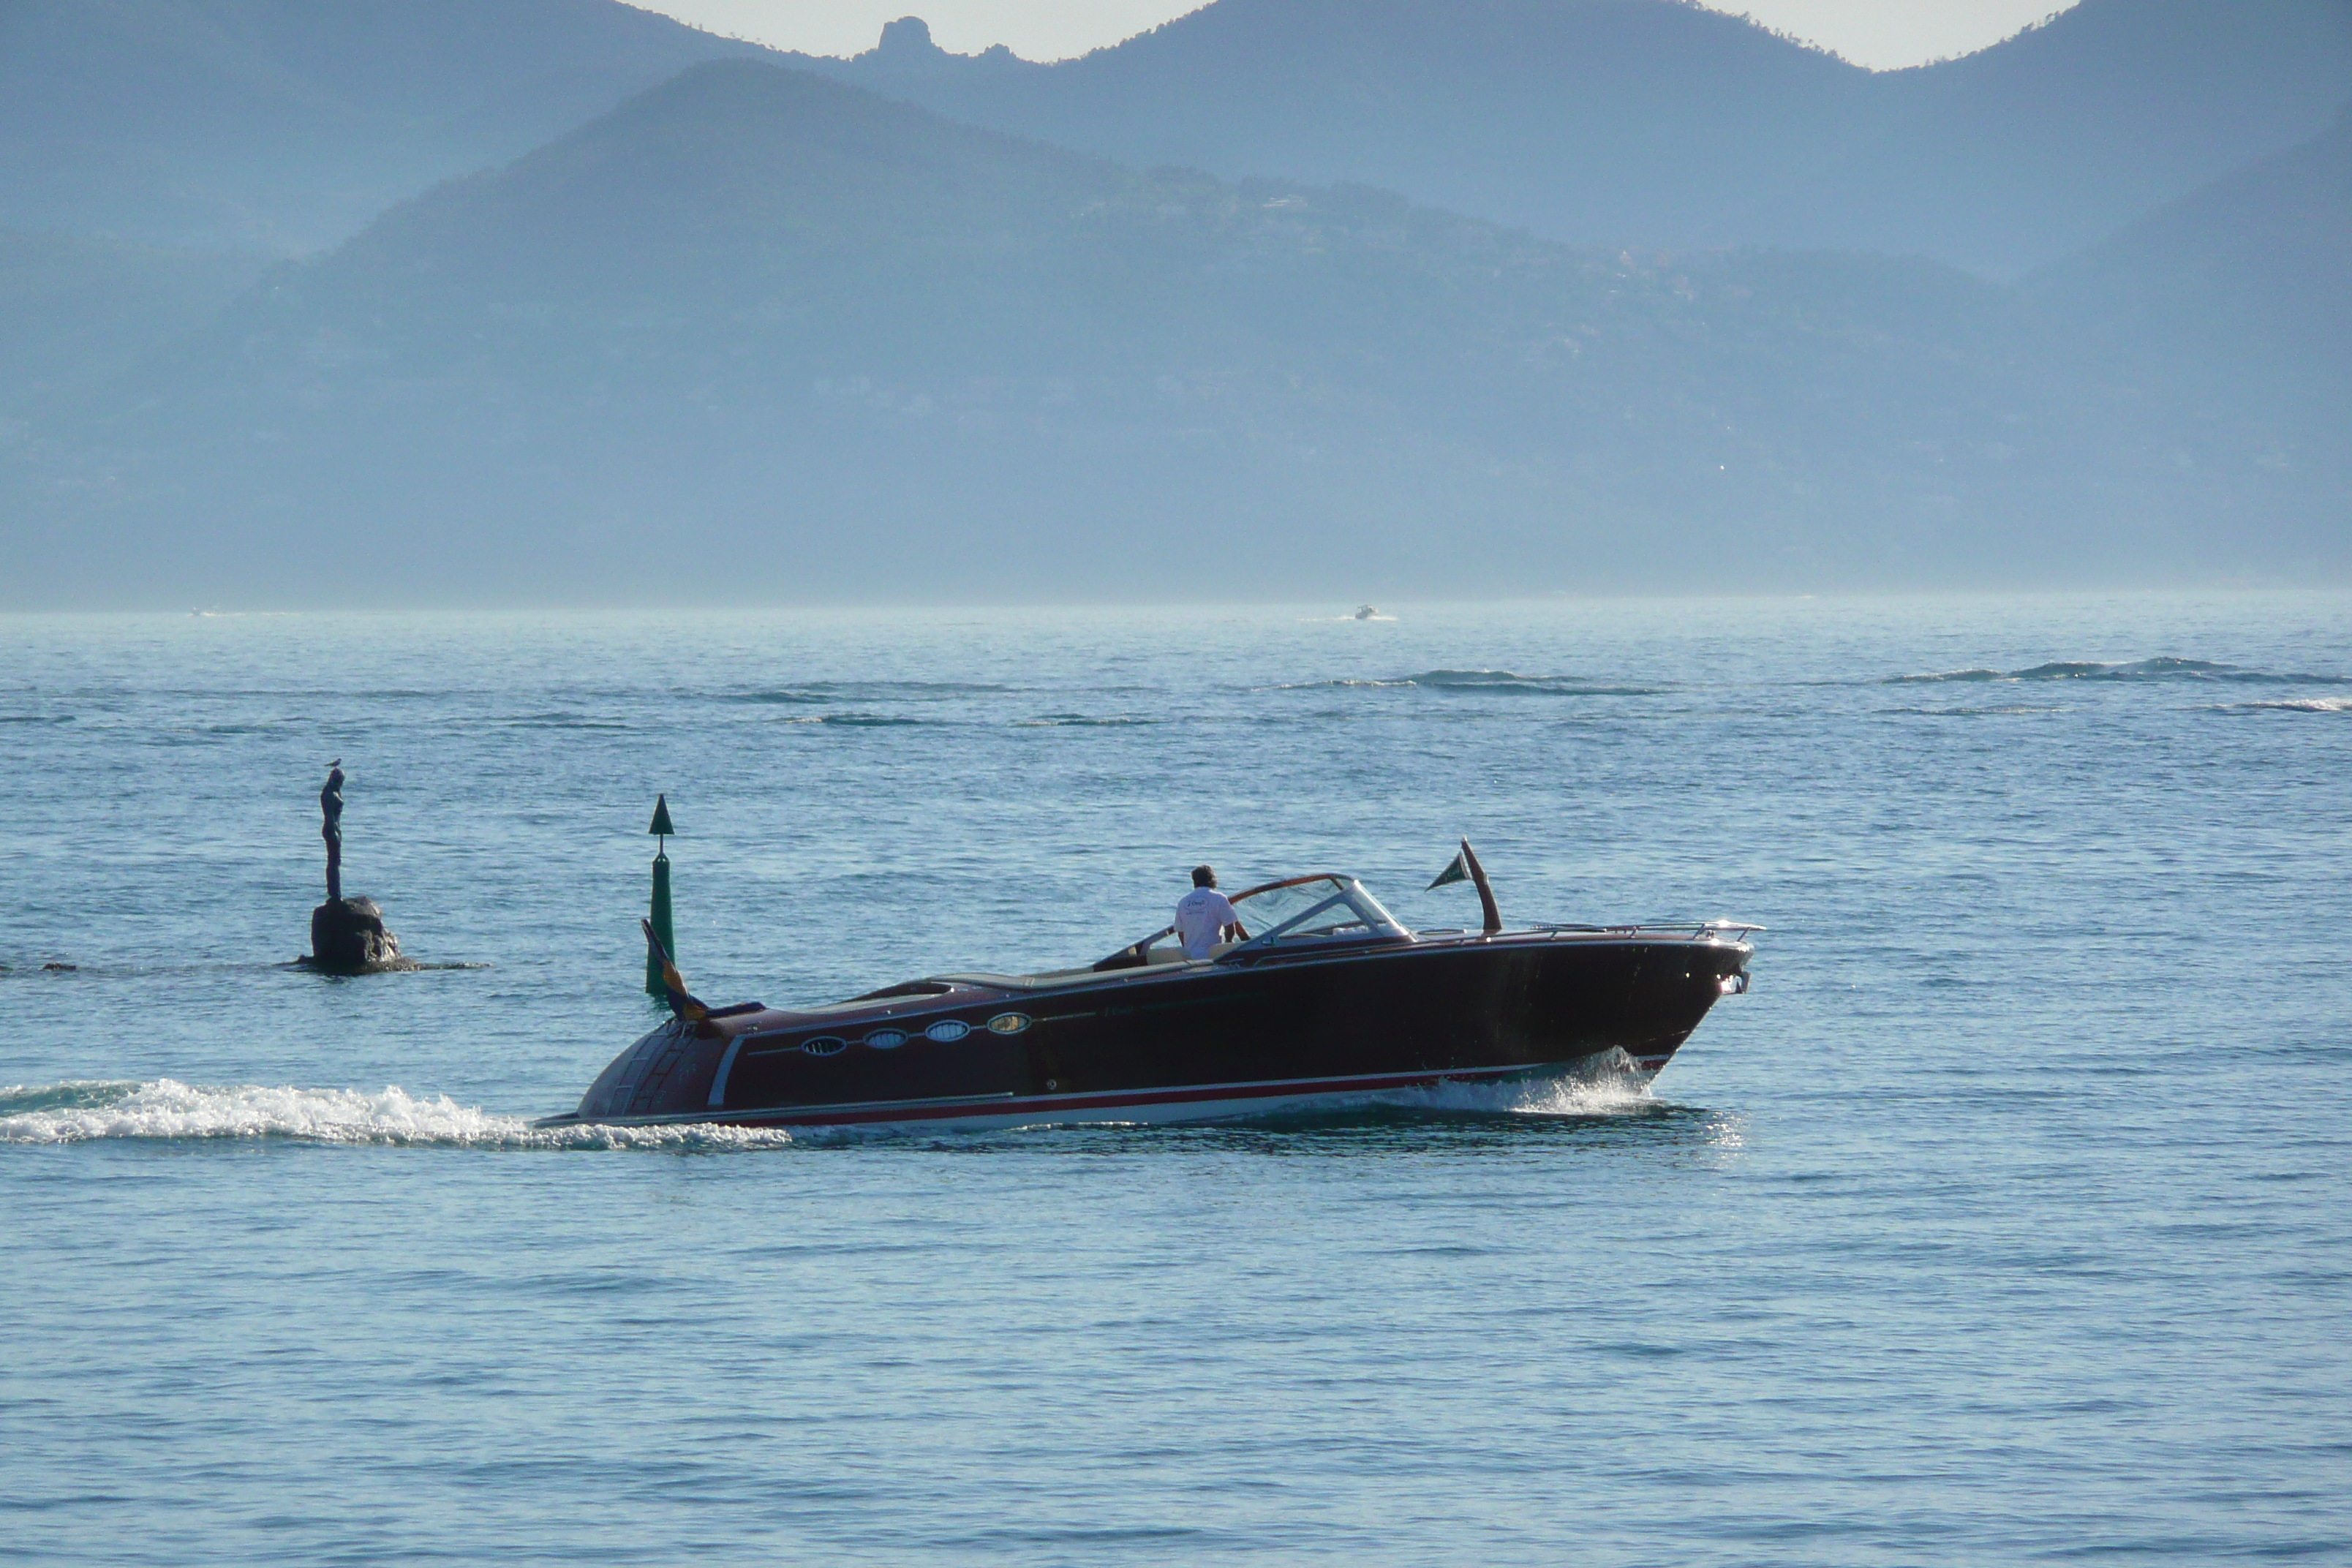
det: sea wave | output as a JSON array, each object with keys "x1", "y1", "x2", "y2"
[
  {"x1": 505, "y1": 711, "x2": 632, "y2": 730},
  {"x1": 2218, "y1": 696, "x2": 2352, "y2": 715},
  {"x1": 1882, "y1": 704, "x2": 2065, "y2": 717},
  {"x1": 1890, "y1": 657, "x2": 2348, "y2": 686},
  {"x1": 728, "y1": 688, "x2": 829, "y2": 706},
  {"x1": 726, "y1": 680, "x2": 1014, "y2": 705},
  {"x1": 1015, "y1": 713, "x2": 1159, "y2": 727},
  {"x1": 0, "y1": 1080, "x2": 794, "y2": 1150},
  {"x1": 1268, "y1": 668, "x2": 1666, "y2": 697}
]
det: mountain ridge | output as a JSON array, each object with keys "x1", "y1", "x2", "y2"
[
  {"x1": 2030, "y1": 101, "x2": 2352, "y2": 431},
  {"x1": 0, "y1": 0, "x2": 770, "y2": 252},
  {"x1": 800, "y1": 0, "x2": 2352, "y2": 276},
  {"x1": 7, "y1": 0, "x2": 2346, "y2": 274}
]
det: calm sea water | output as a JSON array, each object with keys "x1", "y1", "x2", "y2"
[{"x1": 3, "y1": 597, "x2": 2348, "y2": 1564}]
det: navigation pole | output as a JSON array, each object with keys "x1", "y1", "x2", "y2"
[
  {"x1": 645, "y1": 794, "x2": 676, "y2": 1004},
  {"x1": 302, "y1": 759, "x2": 409, "y2": 973}
]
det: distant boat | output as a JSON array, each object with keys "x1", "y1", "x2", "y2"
[
  {"x1": 543, "y1": 867, "x2": 1760, "y2": 1132},
  {"x1": 1354, "y1": 604, "x2": 1377, "y2": 619}
]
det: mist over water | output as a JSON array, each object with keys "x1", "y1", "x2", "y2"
[{"x1": 3, "y1": 595, "x2": 2348, "y2": 1563}]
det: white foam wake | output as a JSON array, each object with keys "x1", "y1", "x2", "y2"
[
  {"x1": 1207, "y1": 1066, "x2": 1659, "y2": 1124},
  {"x1": 0, "y1": 1079, "x2": 795, "y2": 1149},
  {"x1": 0, "y1": 1074, "x2": 1658, "y2": 1147},
  {"x1": 1398, "y1": 1071, "x2": 1660, "y2": 1118}
]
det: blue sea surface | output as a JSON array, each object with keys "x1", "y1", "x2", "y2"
[{"x1": 2, "y1": 596, "x2": 2348, "y2": 1564}]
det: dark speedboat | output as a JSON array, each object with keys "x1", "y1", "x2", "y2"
[{"x1": 541, "y1": 852, "x2": 1758, "y2": 1133}]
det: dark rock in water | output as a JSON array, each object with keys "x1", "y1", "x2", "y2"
[
  {"x1": 304, "y1": 897, "x2": 417, "y2": 973},
  {"x1": 42, "y1": 961, "x2": 77, "y2": 972}
]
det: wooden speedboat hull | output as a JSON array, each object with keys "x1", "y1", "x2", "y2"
[{"x1": 543, "y1": 928, "x2": 1754, "y2": 1132}]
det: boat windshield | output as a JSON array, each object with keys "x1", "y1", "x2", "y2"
[
  {"x1": 1227, "y1": 876, "x2": 1411, "y2": 949},
  {"x1": 1089, "y1": 874, "x2": 1411, "y2": 971}
]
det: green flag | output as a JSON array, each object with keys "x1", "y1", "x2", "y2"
[{"x1": 1428, "y1": 850, "x2": 1470, "y2": 890}]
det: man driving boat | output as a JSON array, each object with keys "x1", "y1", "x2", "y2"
[{"x1": 1174, "y1": 865, "x2": 1247, "y2": 959}]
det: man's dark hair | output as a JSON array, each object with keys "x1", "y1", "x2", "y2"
[{"x1": 1191, "y1": 865, "x2": 1217, "y2": 888}]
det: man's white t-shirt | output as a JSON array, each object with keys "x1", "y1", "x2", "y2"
[{"x1": 1174, "y1": 886, "x2": 1239, "y2": 959}]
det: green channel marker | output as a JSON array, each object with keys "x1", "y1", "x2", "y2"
[{"x1": 646, "y1": 794, "x2": 676, "y2": 1003}]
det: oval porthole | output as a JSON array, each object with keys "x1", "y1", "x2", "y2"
[
  {"x1": 987, "y1": 1013, "x2": 1031, "y2": 1036},
  {"x1": 802, "y1": 1036, "x2": 848, "y2": 1057},
  {"x1": 925, "y1": 1019, "x2": 970, "y2": 1043},
  {"x1": 863, "y1": 1028, "x2": 908, "y2": 1051}
]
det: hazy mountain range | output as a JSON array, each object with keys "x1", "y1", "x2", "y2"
[
  {"x1": 810, "y1": 0, "x2": 2352, "y2": 279},
  {"x1": 1, "y1": 0, "x2": 2346, "y2": 604},
  {"x1": 0, "y1": 0, "x2": 769, "y2": 253},
  {"x1": 2034, "y1": 101, "x2": 2352, "y2": 421},
  {"x1": 7, "y1": 0, "x2": 2345, "y2": 273}
]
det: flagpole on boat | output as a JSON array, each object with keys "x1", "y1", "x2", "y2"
[
  {"x1": 644, "y1": 794, "x2": 676, "y2": 1003},
  {"x1": 1461, "y1": 839, "x2": 1502, "y2": 935},
  {"x1": 1428, "y1": 837, "x2": 1503, "y2": 935}
]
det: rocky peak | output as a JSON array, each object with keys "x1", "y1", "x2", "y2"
[{"x1": 873, "y1": 17, "x2": 943, "y2": 61}]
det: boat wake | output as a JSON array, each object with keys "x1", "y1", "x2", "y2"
[
  {"x1": 0, "y1": 1071, "x2": 1663, "y2": 1148},
  {"x1": 0, "y1": 1079, "x2": 796, "y2": 1150},
  {"x1": 1356, "y1": 1071, "x2": 1660, "y2": 1119}
]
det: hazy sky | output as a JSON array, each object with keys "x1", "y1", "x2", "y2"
[{"x1": 636, "y1": 0, "x2": 2080, "y2": 69}]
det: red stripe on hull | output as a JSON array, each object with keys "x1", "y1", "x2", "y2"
[{"x1": 706, "y1": 1062, "x2": 1589, "y2": 1129}]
